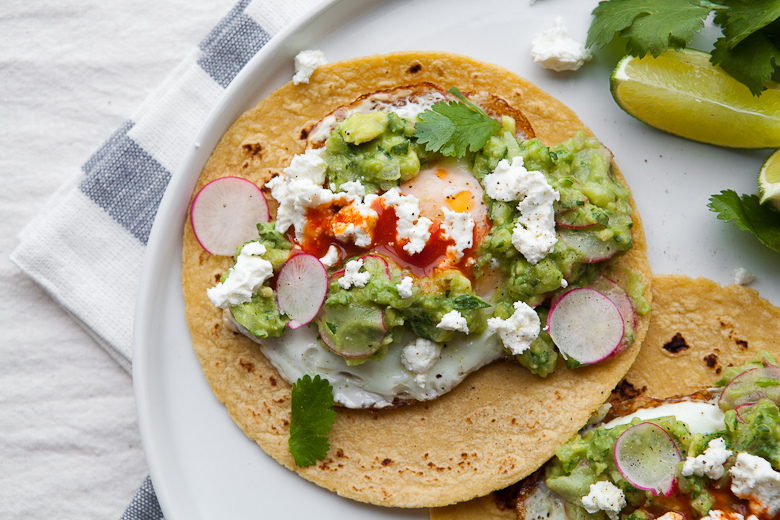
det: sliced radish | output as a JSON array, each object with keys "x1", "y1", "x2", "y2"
[
  {"x1": 547, "y1": 288, "x2": 624, "y2": 364},
  {"x1": 554, "y1": 204, "x2": 601, "y2": 229},
  {"x1": 719, "y1": 366, "x2": 780, "y2": 411},
  {"x1": 190, "y1": 176, "x2": 269, "y2": 256},
  {"x1": 361, "y1": 253, "x2": 392, "y2": 280},
  {"x1": 557, "y1": 228, "x2": 621, "y2": 263},
  {"x1": 735, "y1": 403, "x2": 756, "y2": 423},
  {"x1": 614, "y1": 422, "x2": 681, "y2": 496},
  {"x1": 317, "y1": 301, "x2": 387, "y2": 358},
  {"x1": 276, "y1": 254, "x2": 327, "y2": 329},
  {"x1": 549, "y1": 276, "x2": 636, "y2": 343}
]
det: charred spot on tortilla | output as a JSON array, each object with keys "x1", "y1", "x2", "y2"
[
  {"x1": 662, "y1": 332, "x2": 690, "y2": 354},
  {"x1": 703, "y1": 352, "x2": 720, "y2": 370},
  {"x1": 611, "y1": 380, "x2": 646, "y2": 401}
]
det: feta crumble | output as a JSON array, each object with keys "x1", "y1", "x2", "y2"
[
  {"x1": 330, "y1": 194, "x2": 378, "y2": 248},
  {"x1": 701, "y1": 510, "x2": 759, "y2": 520},
  {"x1": 401, "y1": 337, "x2": 442, "y2": 387},
  {"x1": 581, "y1": 481, "x2": 626, "y2": 520},
  {"x1": 730, "y1": 452, "x2": 780, "y2": 517},
  {"x1": 733, "y1": 267, "x2": 756, "y2": 286},
  {"x1": 656, "y1": 513, "x2": 684, "y2": 520},
  {"x1": 437, "y1": 310, "x2": 469, "y2": 333},
  {"x1": 338, "y1": 259, "x2": 371, "y2": 290},
  {"x1": 487, "y1": 300, "x2": 540, "y2": 355},
  {"x1": 441, "y1": 207, "x2": 475, "y2": 261},
  {"x1": 382, "y1": 187, "x2": 432, "y2": 255},
  {"x1": 530, "y1": 17, "x2": 592, "y2": 72},
  {"x1": 681, "y1": 437, "x2": 732, "y2": 480},
  {"x1": 207, "y1": 242, "x2": 273, "y2": 309},
  {"x1": 396, "y1": 276, "x2": 414, "y2": 298},
  {"x1": 265, "y1": 149, "x2": 333, "y2": 237},
  {"x1": 292, "y1": 50, "x2": 327, "y2": 85},
  {"x1": 484, "y1": 156, "x2": 559, "y2": 264},
  {"x1": 319, "y1": 245, "x2": 340, "y2": 268}
]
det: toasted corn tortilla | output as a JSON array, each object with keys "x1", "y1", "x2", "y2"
[
  {"x1": 182, "y1": 51, "x2": 651, "y2": 508},
  {"x1": 430, "y1": 274, "x2": 780, "y2": 518}
]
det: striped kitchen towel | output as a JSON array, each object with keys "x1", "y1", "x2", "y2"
[{"x1": 10, "y1": 0, "x2": 321, "y2": 517}]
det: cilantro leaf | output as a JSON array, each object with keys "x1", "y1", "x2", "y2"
[
  {"x1": 587, "y1": 0, "x2": 722, "y2": 57},
  {"x1": 451, "y1": 294, "x2": 491, "y2": 311},
  {"x1": 709, "y1": 190, "x2": 780, "y2": 253},
  {"x1": 288, "y1": 374, "x2": 337, "y2": 467},
  {"x1": 715, "y1": 0, "x2": 780, "y2": 49},
  {"x1": 413, "y1": 87, "x2": 502, "y2": 158},
  {"x1": 712, "y1": 31, "x2": 780, "y2": 95}
]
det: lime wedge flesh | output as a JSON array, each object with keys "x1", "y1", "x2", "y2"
[
  {"x1": 611, "y1": 49, "x2": 780, "y2": 148},
  {"x1": 759, "y1": 148, "x2": 780, "y2": 208}
]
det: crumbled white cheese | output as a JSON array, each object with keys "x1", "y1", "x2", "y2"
[
  {"x1": 401, "y1": 337, "x2": 442, "y2": 387},
  {"x1": 338, "y1": 258, "x2": 371, "y2": 290},
  {"x1": 206, "y1": 242, "x2": 273, "y2": 309},
  {"x1": 734, "y1": 267, "x2": 756, "y2": 286},
  {"x1": 701, "y1": 510, "x2": 759, "y2": 520},
  {"x1": 331, "y1": 193, "x2": 378, "y2": 248},
  {"x1": 437, "y1": 310, "x2": 469, "y2": 333},
  {"x1": 396, "y1": 276, "x2": 414, "y2": 298},
  {"x1": 487, "y1": 300, "x2": 540, "y2": 355},
  {"x1": 730, "y1": 452, "x2": 780, "y2": 517},
  {"x1": 267, "y1": 153, "x2": 380, "y2": 247},
  {"x1": 682, "y1": 437, "x2": 732, "y2": 480},
  {"x1": 530, "y1": 17, "x2": 592, "y2": 72},
  {"x1": 560, "y1": 278, "x2": 568, "y2": 288},
  {"x1": 319, "y1": 245, "x2": 340, "y2": 268},
  {"x1": 581, "y1": 481, "x2": 626, "y2": 520},
  {"x1": 441, "y1": 207, "x2": 474, "y2": 261},
  {"x1": 484, "y1": 156, "x2": 559, "y2": 264},
  {"x1": 292, "y1": 50, "x2": 327, "y2": 85},
  {"x1": 382, "y1": 187, "x2": 432, "y2": 255},
  {"x1": 656, "y1": 513, "x2": 684, "y2": 520},
  {"x1": 265, "y1": 149, "x2": 333, "y2": 236}
]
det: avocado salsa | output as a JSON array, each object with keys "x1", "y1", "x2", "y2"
[
  {"x1": 220, "y1": 104, "x2": 645, "y2": 376},
  {"x1": 537, "y1": 355, "x2": 780, "y2": 520}
]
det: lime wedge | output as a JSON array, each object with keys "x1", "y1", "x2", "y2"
[
  {"x1": 759, "y1": 148, "x2": 780, "y2": 210},
  {"x1": 611, "y1": 49, "x2": 780, "y2": 148}
]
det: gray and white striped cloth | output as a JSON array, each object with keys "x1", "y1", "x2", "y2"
[{"x1": 10, "y1": 0, "x2": 320, "y2": 518}]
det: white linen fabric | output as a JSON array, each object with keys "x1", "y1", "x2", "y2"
[{"x1": 6, "y1": 0, "x2": 320, "y2": 517}]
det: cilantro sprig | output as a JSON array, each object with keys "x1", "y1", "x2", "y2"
[
  {"x1": 587, "y1": 0, "x2": 780, "y2": 95},
  {"x1": 288, "y1": 374, "x2": 337, "y2": 467},
  {"x1": 709, "y1": 190, "x2": 780, "y2": 253},
  {"x1": 413, "y1": 87, "x2": 502, "y2": 158}
]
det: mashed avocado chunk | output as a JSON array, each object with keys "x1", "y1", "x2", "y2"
[
  {"x1": 474, "y1": 130, "x2": 634, "y2": 308},
  {"x1": 316, "y1": 253, "x2": 489, "y2": 364},
  {"x1": 228, "y1": 223, "x2": 292, "y2": 338},
  {"x1": 323, "y1": 112, "x2": 432, "y2": 194}
]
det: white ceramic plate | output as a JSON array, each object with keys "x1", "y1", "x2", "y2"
[{"x1": 133, "y1": 1, "x2": 780, "y2": 519}]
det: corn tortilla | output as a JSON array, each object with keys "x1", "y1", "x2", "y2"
[
  {"x1": 182, "y1": 51, "x2": 651, "y2": 508},
  {"x1": 430, "y1": 274, "x2": 780, "y2": 518}
]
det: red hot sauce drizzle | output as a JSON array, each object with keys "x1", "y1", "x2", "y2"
[{"x1": 295, "y1": 197, "x2": 478, "y2": 279}]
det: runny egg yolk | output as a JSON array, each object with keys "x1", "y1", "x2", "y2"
[{"x1": 400, "y1": 158, "x2": 489, "y2": 241}]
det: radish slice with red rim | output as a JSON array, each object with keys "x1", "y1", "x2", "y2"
[
  {"x1": 547, "y1": 288, "x2": 624, "y2": 364},
  {"x1": 276, "y1": 254, "x2": 328, "y2": 329},
  {"x1": 735, "y1": 403, "x2": 756, "y2": 423},
  {"x1": 614, "y1": 422, "x2": 681, "y2": 496},
  {"x1": 190, "y1": 176, "x2": 269, "y2": 256},
  {"x1": 719, "y1": 366, "x2": 780, "y2": 411}
]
